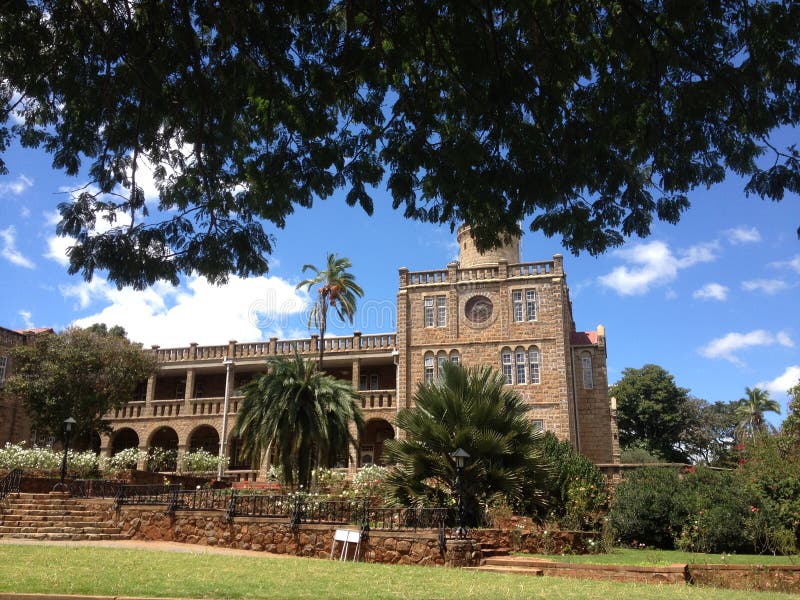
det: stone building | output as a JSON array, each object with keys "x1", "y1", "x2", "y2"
[
  {"x1": 2, "y1": 227, "x2": 620, "y2": 477},
  {"x1": 0, "y1": 326, "x2": 52, "y2": 446}
]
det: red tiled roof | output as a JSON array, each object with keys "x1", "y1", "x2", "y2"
[{"x1": 570, "y1": 331, "x2": 598, "y2": 346}]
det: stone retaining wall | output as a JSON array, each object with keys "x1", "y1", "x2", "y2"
[
  {"x1": 81, "y1": 500, "x2": 479, "y2": 568},
  {"x1": 472, "y1": 527, "x2": 597, "y2": 554},
  {"x1": 688, "y1": 563, "x2": 800, "y2": 594}
]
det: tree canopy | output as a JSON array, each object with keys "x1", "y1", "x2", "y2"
[
  {"x1": 296, "y1": 253, "x2": 363, "y2": 368},
  {"x1": 1, "y1": 2, "x2": 799, "y2": 289},
  {"x1": 611, "y1": 364, "x2": 694, "y2": 462},
  {"x1": 5, "y1": 325, "x2": 156, "y2": 447}
]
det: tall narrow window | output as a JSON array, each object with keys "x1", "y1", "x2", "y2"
[
  {"x1": 424, "y1": 298, "x2": 434, "y2": 327},
  {"x1": 515, "y1": 347, "x2": 527, "y2": 384},
  {"x1": 512, "y1": 291, "x2": 524, "y2": 322},
  {"x1": 581, "y1": 352, "x2": 593, "y2": 389},
  {"x1": 436, "y1": 296, "x2": 447, "y2": 327},
  {"x1": 501, "y1": 349, "x2": 513, "y2": 385},
  {"x1": 531, "y1": 419, "x2": 544, "y2": 431},
  {"x1": 424, "y1": 353, "x2": 435, "y2": 384},
  {"x1": 437, "y1": 351, "x2": 448, "y2": 377},
  {"x1": 529, "y1": 346, "x2": 540, "y2": 384},
  {"x1": 359, "y1": 374, "x2": 367, "y2": 391},
  {"x1": 450, "y1": 350, "x2": 460, "y2": 365},
  {"x1": 175, "y1": 380, "x2": 186, "y2": 400},
  {"x1": 0, "y1": 355, "x2": 7, "y2": 386},
  {"x1": 370, "y1": 373, "x2": 379, "y2": 390},
  {"x1": 525, "y1": 289, "x2": 538, "y2": 321}
]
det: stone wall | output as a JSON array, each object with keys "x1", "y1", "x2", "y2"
[
  {"x1": 688, "y1": 564, "x2": 800, "y2": 594},
  {"x1": 471, "y1": 527, "x2": 598, "y2": 555},
  {"x1": 83, "y1": 500, "x2": 480, "y2": 568}
]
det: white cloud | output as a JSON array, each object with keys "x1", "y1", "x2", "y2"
[
  {"x1": 18, "y1": 310, "x2": 34, "y2": 329},
  {"x1": 64, "y1": 275, "x2": 310, "y2": 347},
  {"x1": 756, "y1": 366, "x2": 800, "y2": 398},
  {"x1": 741, "y1": 279, "x2": 790, "y2": 295},
  {"x1": 0, "y1": 226, "x2": 35, "y2": 269},
  {"x1": 45, "y1": 235, "x2": 73, "y2": 266},
  {"x1": 0, "y1": 174, "x2": 33, "y2": 196},
  {"x1": 598, "y1": 240, "x2": 718, "y2": 296},
  {"x1": 699, "y1": 329, "x2": 795, "y2": 366},
  {"x1": 770, "y1": 255, "x2": 800, "y2": 275},
  {"x1": 725, "y1": 226, "x2": 761, "y2": 245},
  {"x1": 693, "y1": 283, "x2": 729, "y2": 301}
]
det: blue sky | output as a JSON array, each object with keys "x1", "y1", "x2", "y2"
[{"x1": 0, "y1": 138, "x2": 798, "y2": 426}]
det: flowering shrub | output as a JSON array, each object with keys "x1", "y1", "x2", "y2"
[
  {"x1": 0, "y1": 442, "x2": 100, "y2": 477},
  {"x1": 102, "y1": 448, "x2": 147, "y2": 474},
  {"x1": 179, "y1": 449, "x2": 224, "y2": 473},
  {"x1": 312, "y1": 468, "x2": 347, "y2": 493},
  {"x1": 351, "y1": 464, "x2": 389, "y2": 498},
  {"x1": 146, "y1": 447, "x2": 177, "y2": 472},
  {"x1": 0, "y1": 442, "x2": 61, "y2": 471}
]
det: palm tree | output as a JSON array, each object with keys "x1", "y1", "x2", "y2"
[
  {"x1": 735, "y1": 386, "x2": 781, "y2": 441},
  {"x1": 231, "y1": 353, "x2": 364, "y2": 489},
  {"x1": 383, "y1": 362, "x2": 549, "y2": 525},
  {"x1": 296, "y1": 253, "x2": 363, "y2": 368}
]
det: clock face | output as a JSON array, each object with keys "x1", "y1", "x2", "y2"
[{"x1": 464, "y1": 295, "x2": 493, "y2": 324}]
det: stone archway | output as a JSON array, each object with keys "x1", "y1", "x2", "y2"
[
  {"x1": 188, "y1": 425, "x2": 219, "y2": 454},
  {"x1": 147, "y1": 426, "x2": 179, "y2": 472},
  {"x1": 360, "y1": 419, "x2": 395, "y2": 466},
  {"x1": 110, "y1": 428, "x2": 139, "y2": 455}
]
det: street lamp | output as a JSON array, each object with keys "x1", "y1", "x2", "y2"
[
  {"x1": 450, "y1": 447, "x2": 470, "y2": 539},
  {"x1": 54, "y1": 416, "x2": 76, "y2": 492}
]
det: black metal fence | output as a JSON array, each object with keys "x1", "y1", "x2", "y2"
[
  {"x1": 106, "y1": 484, "x2": 449, "y2": 534},
  {"x1": 68, "y1": 479, "x2": 121, "y2": 499},
  {"x1": 0, "y1": 468, "x2": 22, "y2": 502}
]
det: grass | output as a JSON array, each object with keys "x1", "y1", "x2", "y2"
[
  {"x1": 0, "y1": 543, "x2": 796, "y2": 600},
  {"x1": 530, "y1": 548, "x2": 800, "y2": 566}
]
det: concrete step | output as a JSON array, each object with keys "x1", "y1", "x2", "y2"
[
  {"x1": 466, "y1": 565, "x2": 544, "y2": 576},
  {"x1": 0, "y1": 514, "x2": 111, "y2": 523},
  {"x1": 0, "y1": 525, "x2": 120, "y2": 534},
  {"x1": 0, "y1": 532, "x2": 126, "y2": 541}
]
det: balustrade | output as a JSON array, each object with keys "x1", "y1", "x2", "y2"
[{"x1": 149, "y1": 334, "x2": 396, "y2": 365}]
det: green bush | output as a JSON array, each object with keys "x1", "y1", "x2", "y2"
[
  {"x1": 676, "y1": 468, "x2": 753, "y2": 553},
  {"x1": 536, "y1": 433, "x2": 608, "y2": 530},
  {"x1": 608, "y1": 466, "x2": 689, "y2": 548}
]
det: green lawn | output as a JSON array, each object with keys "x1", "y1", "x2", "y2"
[
  {"x1": 531, "y1": 548, "x2": 800, "y2": 566},
  {"x1": 0, "y1": 544, "x2": 796, "y2": 600}
]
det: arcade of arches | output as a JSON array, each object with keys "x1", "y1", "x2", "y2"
[{"x1": 104, "y1": 420, "x2": 396, "y2": 474}]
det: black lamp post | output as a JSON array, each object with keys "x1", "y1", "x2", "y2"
[
  {"x1": 54, "y1": 417, "x2": 76, "y2": 492},
  {"x1": 450, "y1": 447, "x2": 470, "y2": 540}
]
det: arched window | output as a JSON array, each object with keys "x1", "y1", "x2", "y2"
[
  {"x1": 424, "y1": 352, "x2": 435, "y2": 384},
  {"x1": 529, "y1": 346, "x2": 541, "y2": 384},
  {"x1": 449, "y1": 350, "x2": 460, "y2": 365},
  {"x1": 501, "y1": 348, "x2": 513, "y2": 385},
  {"x1": 515, "y1": 347, "x2": 527, "y2": 384},
  {"x1": 437, "y1": 351, "x2": 448, "y2": 378},
  {"x1": 581, "y1": 352, "x2": 593, "y2": 389}
]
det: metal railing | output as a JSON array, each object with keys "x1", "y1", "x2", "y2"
[
  {"x1": 68, "y1": 479, "x2": 121, "y2": 499},
  {"x1": 0, "y1": 468, "x2": 22, "y2": 503},
  {"x1": 110, "y1": 485, "x2": 449, "y2": 535}
]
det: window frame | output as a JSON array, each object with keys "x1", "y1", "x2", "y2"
[
  {"x1": 529, "y1": 346, "x2": 541, "y2": 385},
  {"x1": 581, "y1": 352, "x2": 594, "y2": 389},
  {"x1": 501, "y1": 349, "x2": 513, "y2": 385}
]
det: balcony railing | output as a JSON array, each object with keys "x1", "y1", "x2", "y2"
[{"x1": 153, "y1": 333, "x2": 397, "y2": 364}]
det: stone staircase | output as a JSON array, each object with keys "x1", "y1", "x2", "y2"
[
  {"x1": 477, "y1": 541, "x2": 511, "y2": 558},
  {"x1": 0, "y1": 492, "x2": 124, "y2": 541}
]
